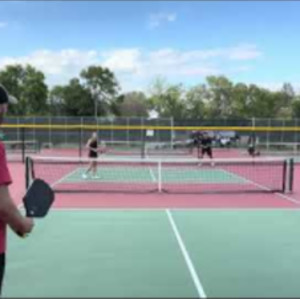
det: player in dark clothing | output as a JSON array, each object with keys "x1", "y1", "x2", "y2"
[
  {"x1": 190, "y1": 131, "x2": 202, "y2": 155},
  {"x1": 248, "y1": 135, "x2": 260, "y2": 157},
  {"x1": 82, "y1": 132, "x2": 104, "y2": 179},
  {"x1": 198, "y1": 132, "x2": 214, "y2": 166}
]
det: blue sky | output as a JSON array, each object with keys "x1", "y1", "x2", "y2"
[{"x1": 0, "y1": 1, "x2": 300, "y2": 93}]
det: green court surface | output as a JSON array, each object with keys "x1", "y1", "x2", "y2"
[
  {"x1": 61, "y1": 167, "x2": 246, "y2": 184},
  {"x1": 4, "y1": 209, "x2": 300, "y2": 297}
]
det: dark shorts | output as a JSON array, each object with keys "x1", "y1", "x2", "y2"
[
  {"x1": 248, "y1": 146, "x2": 255, "y2": 155},
  {"x1": 0, "y1": 253, "x2": 5, "y2": 295},
  {"x1": 89, "y1": 152, "x2": 98, "y2": 159},
  {"x1": 201, "y1": 147, "x2": 213, "y2": 157}
]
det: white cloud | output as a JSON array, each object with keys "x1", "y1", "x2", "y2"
[
  {"x1": 148, "y1": 12, "x2": 177, "y2": 29},
  {"x1": 227, "y1": 44, "x2": 262, "y2": 60},
  {"x1": 0, "y1": 22, "x2": 7, "y2": 29},
  {"x1": 230, "y1": 65, "x2": 253, "y2": 73},
  {"x1": 0, "y1": 44, "x2": 262, "y2": 92},
  {"x1": 101, "y1": 49, "x2": 142, "y2": 74},
  {"x1": 0, "y1": 49, "x2": 99, "y2": 85}
]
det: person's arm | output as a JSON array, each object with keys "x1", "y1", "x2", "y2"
[
  {"x1": 0, "y1": 185, "x2": 33, "y2": 237},
  {"x1": 85, "y1": 138, "x2": 91, "y2": 149},
  {"x1": 98, "y1": 141, "x2": 106, "y2": 153}
]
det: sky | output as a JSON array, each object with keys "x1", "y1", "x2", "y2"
[{"x1": 0, "y1": 1, "x2": 300, "y2": 93}]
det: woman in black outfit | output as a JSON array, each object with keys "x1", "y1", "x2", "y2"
[{"x1": 82, "y1": 132, "x2": 100, "y2": 179}]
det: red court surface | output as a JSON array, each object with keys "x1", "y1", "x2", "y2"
[{"x1": 8, "y1": 161, "x2": 300, "y2": 210}]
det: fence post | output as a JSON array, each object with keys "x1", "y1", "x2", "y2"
[
  {"x1": 65, "y1": 116, "x2": 67, "y2": 146},
  {"x1": 21, "y1": 126, "x2": 25, "y2": 163},
  {"x1": 267, "y1": 118, "x2": 271, "y2": 151},
  {"x1": 79, "y1": 118, "x2": 82, "y2": 158},
  {"x1": 17, "y1": 117, "x2": 20, "y2": 141},
  {"x1": 170, "y1": 117, "x2": 174, "y2": 148},
  {"x1": 295, "y1": 119, "x2": 298, "y2": 154},
  {"x1": 48, "y1": 116, "x2": 51, "y2": 147},
  {"x1": 126, "y1": 117, "x2": 129, "y2": 145}
]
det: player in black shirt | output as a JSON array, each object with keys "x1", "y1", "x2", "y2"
[
  {"x1": 198, "y1": 132, "x2": 214, "y2": 166},
  {"x1": 190, "y1": 131, "x2": 202, "y2": 155},
  {"x1": 82, "y1": 132, "x2": 104, "y2": 179},
  {"x1": 247, "y1": 135, "x2": 260, "y2": 157}
]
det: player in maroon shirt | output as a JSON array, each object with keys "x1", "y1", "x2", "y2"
[{"x1": 0, "y1": 84, "x2": 34, "y2": 295}]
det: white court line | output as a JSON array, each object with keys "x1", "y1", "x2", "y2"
[
  {"x1": 218, "y1": 168, "x2": 300, "y2": 205},
  {"x1": 149, "y1": 167, "x2": 156, "y2": 182},
  {"x1": 166, "y1": 209, "x2": 207, "y2": 298},
  {"x1": 51, "y1": 167, "x2": 82, "y2": 188}
]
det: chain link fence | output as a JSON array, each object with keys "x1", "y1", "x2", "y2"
[{"x1": 2, "y1": 116, "x2": 300, "y2": 161}]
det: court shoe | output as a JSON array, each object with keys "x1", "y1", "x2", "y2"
[{"x1": 82, "y1": 173, "x2": 88, "y2": 179}]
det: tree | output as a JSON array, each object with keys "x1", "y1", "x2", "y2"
[
  {"x1": 148, "y1": 82, "x2": 187, "y2": 119},
  {"x1": 185, "y1": 84, "x2": 208, "y2": 119},
  {"x1": 244, "y1": 85, "x2": 287, "y2": 118},
  {"x1": 80, "y1": 66, "x2": 120, "y2": 117},
  {"x1": 0, "y1": 64, "x2": 48, "y2": 115},
  {"x1": 0, "y1": 65, "x2": 26, "y2": 115},
  {"x1": 110, "y1": 94, "x2": 124, "y2": 117},
  {"x1": 147, "y1": 76, "x2": 169, "y2": 116},
  {"x1": 206, "y1": 76, "x2": 233, "y2": 118},
  {"x1": 281, "y1": 83, "x2": 295, "y2": 104},
  {"x1": 230, "y1": 83, "x2": 249, "y2": 118},
  {"x1": 49, "y1": 85, "x2": 66, "y2": 116},
  {"x1": 119, "y1": 92, "x2": 148, "y2": 117},
  {"x1": 22, "y1": 65, "x2": 48, "y2": 115},
  {"x1": 61, "y1": 78, "x2": 94, "y2": 116},
  {"x1": 292, "y1": 97, "x2": 300, "y2": 118}
]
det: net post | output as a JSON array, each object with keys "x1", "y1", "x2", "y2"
[
  {"x1": 288, "y1": 158, "x2": 294, "y2": 193},
  {"x1": 25, "y1": 156, "x2": 33, "y2": 190},
  {"x1": 158, "y1": 160, "x2": 162, "y2": 192},
  {"x1": 282, "y1": 159, "x2": 287, "y2": 193}
]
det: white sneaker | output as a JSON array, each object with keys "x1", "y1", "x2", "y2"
[
  {"x1": 82, "y1": 173, "x2": 87, "y2": 179},
  {"x1": 92, "y1": 175, "x2": 100, "y2": 179}
]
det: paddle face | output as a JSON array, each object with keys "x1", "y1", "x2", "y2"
[{"x1": 23, "y1": 179, "x2": 55, "y2": 218}]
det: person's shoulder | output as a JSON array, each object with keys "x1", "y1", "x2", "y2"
[
  {"x1": 0, "y1": 142, "x2": 7, "y2": 163},
  {"x1": 0, "y1": 141, "x2": 5, "y2": 152}
]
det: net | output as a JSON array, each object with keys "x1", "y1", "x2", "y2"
[{"x1": 26, "y1": 156, "x2": 294, "y2": 194}]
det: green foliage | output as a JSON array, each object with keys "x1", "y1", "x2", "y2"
[
  {"x1": 80, "y1": 66, "x2": 120, "y2": 116},
  {"x1": 292, "y1": 97, "x2": 300, "y2": 118},
  {"x1": 118, "y1": 92, "x2": 148, "y2": 117},
  {"x1": 1, "y1": 64, "x2": 299, "y2": 120},
  {"x1": 0, "y1": 64, "x2": 48, "y2": 115},
  {"x1": 185, "y1": 84, "x2": 208, "y2": 119},
  {"x1": 148, "y1": 78, "x2": 187, "y2": 119}
]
